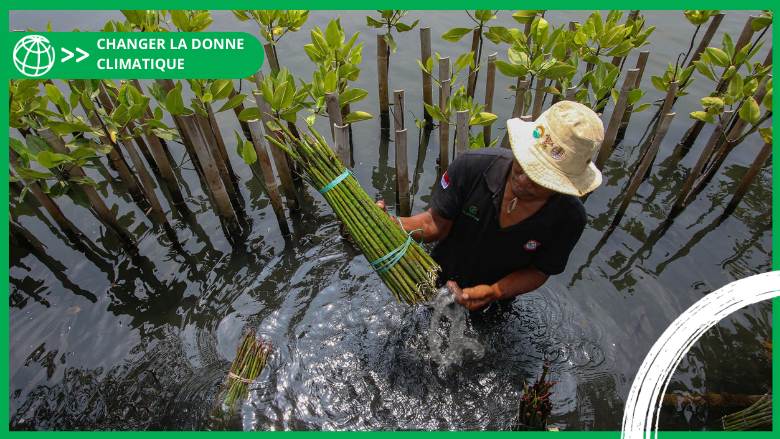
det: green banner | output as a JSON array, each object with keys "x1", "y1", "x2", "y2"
[{"x1": 9, "y1": 32, "x2": 264, "y2": 79}]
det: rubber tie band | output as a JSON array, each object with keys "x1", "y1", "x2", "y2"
[
  {"x1": 227, "y1": 372, "x2": 259, "y2": 384},
  {"x1": 370, "y1": 215, "x2": 424, "y2": 274},
  {"x1": 320, "y1": 170, "x2": 355, "y2": 194}
]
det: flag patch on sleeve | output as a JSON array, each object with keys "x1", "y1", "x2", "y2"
[{"x1": 441, "y1": 172, "x2": 450, "y2": 189}]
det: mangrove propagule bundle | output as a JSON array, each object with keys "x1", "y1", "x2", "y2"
[
  {"x1": 512, "y1": 358, "x2": 557, "y2": 431},
  {"x1": 265, "y1": 123, "x2": 440, "y2": 306},
  {"x1": 722, "y1": 391, "x2": 772, "y2": 431},
  {"x1": 210, "y1": 330, "x2": 272, "y2": 420}
]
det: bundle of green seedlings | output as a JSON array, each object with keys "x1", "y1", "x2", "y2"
[
  {"x1": 210, "y1": 330, "x2": 272, "y2": 420},
  {"x1": 722, "y1": 391, "x2": 772, "y2": 431},
  {"x1": 265, "y1": 123, "x2": 440, "y2": 306},
  {"x1": 513, "y1": 358, "x2": 558, "y2": 431}
]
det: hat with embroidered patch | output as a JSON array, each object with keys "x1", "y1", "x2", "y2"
[{"x1": 507, "y1": 101, "x2": 604, "y2": 196}]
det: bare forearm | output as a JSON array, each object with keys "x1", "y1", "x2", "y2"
[
  {"x1": 393, "y1": 208, "x2": 451, "y2": 243},
  {"x1": 491, "y1": 265, "x2": 550, "y2": 300}
]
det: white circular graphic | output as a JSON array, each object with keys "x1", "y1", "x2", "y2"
[{"x1": 13, "y1": 35, "x2": 56, "y2": 77}]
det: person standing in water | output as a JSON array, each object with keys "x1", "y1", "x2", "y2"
[{"x1": 378, "y1": 101, "x2": 604, "y2": 310}]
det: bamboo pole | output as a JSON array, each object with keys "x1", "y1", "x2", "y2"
[
  {"x1": 229, "y1": 88, "x2": 253, "y2": 141},
  {"x1": 733, "y1": 16, "x2": 758, "y2": 57},
  {"x1": 618, "y1": 52, "x2": 651, "y2": 133},
  {"x1": 686, "y1": 13, "x2": 725, "y2": 67},
  {"x1": 456, "y1": 110, "x2": 470, "y2": 156},
  {"x1": 532, "y1": 57, "x2": 550, "y2": 121},
  {"x1": 253, "y1": 91, "x2": 299, "y2": 210},
  {"x1": 325, "y1": 91, "x2": 343, "y2": 140},
  {"x1": 179, "y1": 114, "x2": 236, "y2": 221},
  {"x1": 263, "y1": 43, "x2": 280, "y2": 72},
  {"x1": 393, "y1": 89, "x2": 405, "y2": 131},
  {"x1": 466, "y1": 28, "x2": 481, "y2": 99},
  {"x1": 420, "y1": 27, "x2": 433, "y2": 122},
  {"x1": 483, "y1": 52, "x2": 497, "y2": 144},
  {"x1": 334, "y1": 124, "x2": 351, "y2": 169},
  {"x1": 247, "y1": 120, "x2": 290, "y2": 235},
  {"x1": 395, "y1": 128, "x2": 411, "y2": 217},
  {"x1": 132, "y1": 112, "x2": 185, "y2": 207},
  {"x1": 565, "y1": 86, "x2": 577, "y2": 101},
  {"x1": 119, "y1": 131, "x2": 178, "y2": 242},
  {"x1": 125, "y1": 120, "x2": 156, "y2": 169},
  {"x1": 723, "y1": 141, "x2": 772, "y2": 215},
  {"x1": 670, "y1": 111, "x2": 734, "y2": 217},
  {"x1": 513, "y1": 78, "x2": 530, "y2": 118},
  {"x1": 154, "y1": 79, "x2": 204, "y2": 172},
  {"x1": 207, "y1": 104, "x2": 238, "y2": 184},
  {"x1": 38, "y1": 129, "x2": 136, "y2": 245},
  {"x1": 595, "y1": 69, "x2": 641, "y2": 169},
  {"x1": 9, "y1": 150, "x2": 81, "y2": 242},
  {"x1": 611, "y1": 112, "x2": 676, "y2": 228},
  {"x1": 377, "y1": 34, "x2": 390, "y2": 114},
  {"x1": 197, "y1": 113, "x2": 240, "y2": 208},
  {"x1": 439, "y1": 77, "x2": 451, "y2": 174}
]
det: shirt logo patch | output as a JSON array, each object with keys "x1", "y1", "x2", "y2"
[
  {"x1": 441, "y1": 172, "x2": 450, "y2": 189},
  {"x1": 524, "y1": 240, "x2": 540, "y2": 250},
  {"x1": 462, "y1": 205, "x2": 480, "y2": 221}
]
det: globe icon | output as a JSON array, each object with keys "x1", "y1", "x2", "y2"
[{"x1": 13, "y1": 35, "x2": 56, "y2": 77}]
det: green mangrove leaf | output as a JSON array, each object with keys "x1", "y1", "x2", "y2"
[
  {"x1": 689, "y1": 111, "x2": 715, "y2": 123},
  {"x1": 342, "y1": 111, "x2": 373, "y2": 124},
  {"x1": 242, "y1": 140, "x2": 257, "y2": 165},
  {"x1": 238, "y1": 107, "x2": 261, "y2": 122},
  {"x1": 738, "y1": 96, "x2": 760, "y2": 125},
  {"x1": 441, "y1": 28, "x2": 473, "y2": 43}
]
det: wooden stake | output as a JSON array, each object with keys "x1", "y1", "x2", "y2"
[
  {"x1": 724, "y1": 141, "x2": 772, "y2": 215},
  {"x1": 611, "y1": 112, "x2": 676, "y2": 227},
  {"x1": 395, "y1": 128, "x2": 411, "y2": 216},
  {"x1": 119, "y1": 131, "x2": 178, "y2": 242},
  {"x1": 420, "y1": 27, "x2": 433, "y2": 121},
  {"x1": 532, "y1": 75, "x2": 547, "y2": 121},
  {"x1": 9, "y1": 150, "x2": 81, "y2": 242},
  {"x1": 263, "y1": 43, "x2": 280, "y2": 72},
  {"x1": 670, "y1": 111, "x2": 735, "y2": 217},
  {"x1": 229, "y1": 87, "x2": 253, "y2": 141},
  {"x1": 512, "y1": 78, "x2": 530, "y2": 118},
  {"x1": 484, "y1": 52, "x2": 497, "y2": 145},
  {"x1": 334, "y1": 124, "x2": 351, "y2": 169},
  {"x1": 325, "y1": 91, "x2": 343, "y2": 141},
  {"x1": 456, "y1": 110, "x2": 470, "y2": 156},
  {"x1": 197, "y1": 113, "x2": 240, "y2": 207},
  {"x1": 377, "y1": 34, "x2": 390, "y2": 114},
  {"x1": 733, "y1": 16, "x2": 758, "y2": 56},
  {"x1": 466, "y1": 28, "x2": 481, "y2": 99},
  {"x1": 247, "y1": 119, "x2": 290, "y2": 235},
  {"x1": 619, "y1": 51, "x2": 650, "y2": 132},
  {"x1": 439, "y1": 77, "x2": 451, "y2": 174},
  {"x1": 253, "y1": 91, "x2": 299, "y2": 210},
  {"x1": 686, "y1": 13, "x2": 725, "y2": 67},
  {"x1": 595, "y1": 69, "x2": 640, "y2": 169},
  {"x1": 207, "y1": 104, "x2": 238, "y2": 183},
  {"x1": 180, "y1": 114, "x2": 236, "y2": 221},
  {"x1": 393, "y1": 89, "x2": 404, "y2": 131}
]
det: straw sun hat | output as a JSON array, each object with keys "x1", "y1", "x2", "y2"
[{"x1": 507, "y1": 101, "x2": 604, "y2": 196}]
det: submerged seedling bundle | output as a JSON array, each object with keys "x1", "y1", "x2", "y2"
[
  {"x1": 513, "y1": 358, "x2": 558, "y2": 430},
  {"x1": 266, "y1": 124, "x2": 440, "y2": 305},
  {"x1": 211, "y1": 330, "x2": 272, "y2": 420}
]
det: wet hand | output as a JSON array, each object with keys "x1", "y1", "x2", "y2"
[{"x1": 448, "y1": 280, "x2": 500, "y2": 311}]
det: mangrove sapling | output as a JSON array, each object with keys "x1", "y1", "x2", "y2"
[
  {"x1": 441, "y1": 11, "x2": 514, "y2": 99},
  {"x1": 301, "y1": 18, "x2": 373, "y2": 127},
  {"x1": 265, "y1": 122, "x2": 441, "y2": 306},
  {"x1": 231, "y1": 10, "x2": 310, "y2": 73},
  {"x1": 210, "y1": 330, "x2": 272, "y2": 422},
  {"x1": 366, "y1": 10, "x2": 419, "y2": 54},
  {"x1": 102, "y1": 9, "x2": 213, "y2": 33}
]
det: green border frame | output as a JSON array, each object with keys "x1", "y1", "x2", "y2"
[{"x1": 2, "y1": 2, "x2": 776, "y2": 435}]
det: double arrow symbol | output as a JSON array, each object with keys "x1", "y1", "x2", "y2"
[{"x1": 61, "y1": 47, "x2": 89, "y2": 63}]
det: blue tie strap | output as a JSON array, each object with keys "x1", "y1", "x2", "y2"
[
  {"x1": 320, "y1": 169, "x2": 355, "y2": 194},
  {"x1": 370, "y1": 215, "x2": 425, "y2": 274}
]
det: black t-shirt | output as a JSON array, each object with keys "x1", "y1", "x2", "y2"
[{"x1": 430, "y1": 148, "x2": 587, "y2": 288}]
